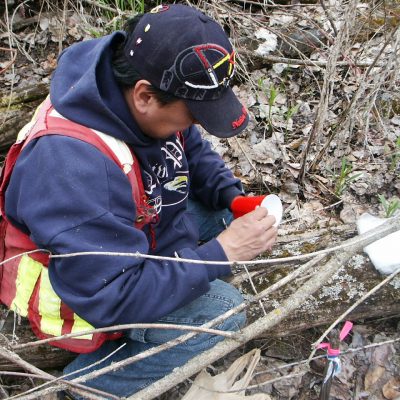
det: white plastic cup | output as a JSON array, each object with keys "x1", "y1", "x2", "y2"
[{"x1": 261, "y1": 194, "x2": 283, "y2": 227}]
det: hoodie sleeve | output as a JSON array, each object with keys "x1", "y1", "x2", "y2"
[
  {"x1": 5, "y1": 135, "x2": 231, "y2": 328},
  {"x1": 183, "y1": 125, "x2": 243, "y2": 210}
]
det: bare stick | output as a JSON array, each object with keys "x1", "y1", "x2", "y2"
[
  {"x1": 1, "y1": 216, "x2": 399, "y2": 268},
  {"x1": 0, "y1": 344, "x2": 109, "y2": 400},
  {"x1": 82, "y1": 0, "x2": 126, "y2": 14},
  {"x1": 8, "y1": 344, "x2": 126, "y2": 400},
  {"x1": 243, "y1": 264, "x2": 267, "y2": 316},
  {"x1": 320, "y1": 0, "x2": 338, "y2": 37},
  {"x1": 48, "y1": 215, "x2": 400, "y2": 266},
  {"x1": 59, "y1": 0, "x2": 68, "y2": 54},
  {"x1": 232, "y1": 135, "x2": 276, "y2": 192},
  {"x1": 13, "y1": 323, "x2": 236, "y2": 350},
  {"x1": 241, "y1": 51, "x2": 385, "y2": 68},
  {"x1": 299, "y1": 0, "x2": 357, "y2": 182},
  {"x1": 0, "y1": 46, "x2": 17, "y2": 74}
]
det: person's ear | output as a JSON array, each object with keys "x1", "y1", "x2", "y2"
[{"x1": 130, "y1": 80, "x2": 155, "y2": 115}]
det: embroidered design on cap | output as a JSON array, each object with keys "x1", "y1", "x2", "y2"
[
  {"x1": 232, "y1": 107, "x2": 248, "y2": 129},
  {"x1": 150, "y1": 5, "x2": 170, "y2": 13},
  {"x1": 160, "y1": 44, "x2": 235, "y2": 99}
]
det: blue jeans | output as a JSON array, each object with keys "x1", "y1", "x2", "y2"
[{"x1": 63, "y1": 202, "x2": 245, "y2": 398}]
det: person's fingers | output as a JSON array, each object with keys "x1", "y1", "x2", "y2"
[
  {"x1": 249, "y1": 206, "x2": 268, "y2": 220},
  {"x1": 262, "y1": 215, "x2": 276, "y2": 228}
]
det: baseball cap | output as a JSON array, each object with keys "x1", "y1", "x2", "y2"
[{"x1": 124, "y1": 4, "x2": 249, "y2": 138}]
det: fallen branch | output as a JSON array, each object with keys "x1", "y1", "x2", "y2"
[
  {"x1": 241, "y1": 50, "x2": 384, "y2": 68},
  {"x1": 13, "y1": 323, "x2": 236, "y2": 350},
  {"x1": 0, "y1": 47, "x2": 17, "y2": 74},
  {"x1": 299, "y1": 0, "x2": 357, "y2": 182},
  {"x1": 0, "y1": 343, "x2": 110, "y2": 400}
]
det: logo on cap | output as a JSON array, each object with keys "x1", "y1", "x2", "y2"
[
  {"x1": 150, "y1": 5, "x2": 170, "y2": 13},
  {"x1": 161, "y1": 44, "x2": 235, "y2": 100}
]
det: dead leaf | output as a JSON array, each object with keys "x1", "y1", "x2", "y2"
[
  {"x1": 282, "y1": 180, "x2": 300, "y2": 194},
  {"x1": 39, "y1": 16, "x2": 49, "y2": 31},
  {"x1": 252, "y1": 139, "x2": 282, "y2": 165},
  {"x1": 329, "y1": 380, "x2": 353, "y2": 400},
  {"x1": 382, "y1": 377, "x2": 400, "y2": 399},
  {"x1": 365, "y1": 365, "x2": 386, "y2": 390},
  {"x1": 371, "y1": 343, "x2": 396, "y2": 367},
  {"x1": 254, "y1": 29, "x2": 278, "y2": 56}
]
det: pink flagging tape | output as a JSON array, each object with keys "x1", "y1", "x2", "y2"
[{"x1": 317, "y1": 321, "x2": 353, "y2": 356}]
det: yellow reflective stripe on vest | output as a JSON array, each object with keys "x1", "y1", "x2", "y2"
[
  {"x1": 10, "y1": 255, "x2": 95, "y2": 340},
  {"x1": 38, "y1": 268, "x2": 63, "y2": 337},
  {"x1": 10, "y1": 255, "x2": 42, "y2": 317},
  {"x1": 71, "y1": 314, "x2": 94, "y2": 340}
]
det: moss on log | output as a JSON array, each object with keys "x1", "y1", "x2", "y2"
[{"x1": 0, "y1": 83, "x2": 49, "y2": 153}]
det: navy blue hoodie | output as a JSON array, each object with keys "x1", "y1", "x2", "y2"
[{"x1": 5, "y1": 32, "x2": 244, "y2": 328}]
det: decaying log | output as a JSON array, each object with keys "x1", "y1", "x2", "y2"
[
  {"x1": 0, "y1": 311, "x2": 75, "y2": 371},
  {"x1": 242, "y1": 222, "x2": 400, "y2": 335},
  {"x1": 0, "y1": 220, "x2": 399, "y2": 373},
  {"x1": 0, "y1": 83, "x2": 49, "y2": 153}
]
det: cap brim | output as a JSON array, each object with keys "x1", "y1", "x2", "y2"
[{"x1": 184, "y1": 87, "x2": 249, "y2": 138}]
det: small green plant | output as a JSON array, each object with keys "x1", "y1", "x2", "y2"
[
  {"x1": 267, "y1": 84, "x2": 278, "y2": 125},
  {"x1": 87, "y1": 28, "x2": 103, "y2": 38},
  {"x1": 327, "y1": 158, "x2": 362, "y2": 197},
  {"x1": 378, "y1": 195, "x2": 400, "y2": 218},
  {"x1": 284, "y1": 103, "x2": 299, "y2": 135},
  {"x1": 97, "y1": 0, "x2": 147, "y2": 31},
  {"x1": 256, "y1": 76, "x2": 265, "y2": 91}
]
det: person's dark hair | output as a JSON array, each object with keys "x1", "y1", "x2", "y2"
[{"x1": 112, "y1": 15, "x2": 178, "y2": 105}]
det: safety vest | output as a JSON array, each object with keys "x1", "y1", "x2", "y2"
[{"x1": 0, "y1": 97, "x2": 156, "y2": 353}]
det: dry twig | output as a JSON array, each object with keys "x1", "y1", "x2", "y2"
[{"x1": 299, "y1": 0, "x2": 357, "y2": 182}]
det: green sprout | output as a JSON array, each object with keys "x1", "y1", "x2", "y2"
[
  {"x1": 327, "y1": 158, "x2": 362, "y2": 198},
  {"x1": 284, "y1": 103, "x2": 300, "y2": 135},
  {"x1": 96, "y1": 0, "x2": 148, "y2": 31},
  {"x1": 267, "y1": 84, "x2": 278, "y2": 125},
  {"x1": 378, "y1": 195, "x2": 400, "y2": 218}
]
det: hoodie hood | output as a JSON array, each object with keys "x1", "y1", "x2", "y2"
[{"x1": 50, "y1": 32, "x2": 149, "y2": 146}]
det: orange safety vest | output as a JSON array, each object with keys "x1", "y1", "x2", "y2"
[{"x1": 0, "y1": 97, "x2": 156, "y2": 353}]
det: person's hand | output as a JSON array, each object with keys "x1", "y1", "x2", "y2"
[{"x1": 216, "y1": 206, "x2": 277, "y2": 261}]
